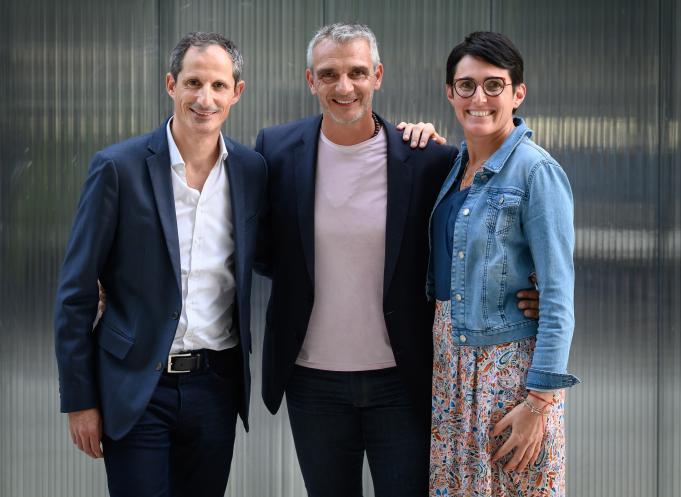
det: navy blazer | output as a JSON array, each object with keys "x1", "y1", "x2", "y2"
[
  {"x1": 54, "y1": 120, "x2": 267, "y2": 439},
  {"x1": 255, "y1": 114, "x2": 457, "y2": 420}
]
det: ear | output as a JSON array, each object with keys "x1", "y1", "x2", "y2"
[
  {"x1": 513, "y1": 82, "x2": 527, "y2": 110},
  {"x1": 305, "y1": 68, "x2": 317, "y2": 95},
  {"x1": 373, "y1": 63, "x2": 384, "y2": 90},
  {"x1": 445, "y1": 84, "x2": 456, "y2": 105},
  {"x1": 230, "y1": 80, "x2": 246, "y2": 105},
  {"x1": 166, "y1": 73, "x2": 176, "y2": 98}
]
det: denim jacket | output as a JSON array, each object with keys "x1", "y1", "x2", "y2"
[{"x1": 426, "y1": 117, "x2": 580, "y2": 390}]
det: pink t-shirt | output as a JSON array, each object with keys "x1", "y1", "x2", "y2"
[{"x1": 295, "y1": 129, "x2": 397, "y2": 371}]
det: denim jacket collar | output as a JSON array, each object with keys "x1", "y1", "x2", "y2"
[{"x1": 459, "y1": 117, "x2": 533, "y2": 175}]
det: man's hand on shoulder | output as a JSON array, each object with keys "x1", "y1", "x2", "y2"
[
  {"x1": 68, "y1": 407, "x2": 104, "y2": 459},
  {"x1": 397, "y1": 122, "x2": 447, "y2": 149}
]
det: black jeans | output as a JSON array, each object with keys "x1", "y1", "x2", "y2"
[
  {"x1": 102, "y1": 351, "x2": 241, "y2": 497},
  {"x1": 285, "y1": 365, "x2": 430, "y2": 497}
]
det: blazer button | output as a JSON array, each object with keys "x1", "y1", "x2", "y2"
[
  {"x1": 155, "y1": 362, "x2": 163, "y2": 371},
  {"x1": 171, "y1": 311, "x2": 180, "y2": 320}
]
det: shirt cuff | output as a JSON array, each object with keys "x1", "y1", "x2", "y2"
[{"x1": 526, "y1": 368, "x2": 581, "y2": 391}]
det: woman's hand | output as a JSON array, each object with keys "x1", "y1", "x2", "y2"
[{"x1": 490, "y1": 397, "x2": 547, "y2": 472}]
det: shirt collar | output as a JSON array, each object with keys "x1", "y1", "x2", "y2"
[{"x1": 166, "y1": 116, "x2": 228, "y2": 171}]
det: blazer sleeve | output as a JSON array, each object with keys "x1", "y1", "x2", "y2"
[{"x1": 54, "y1": 152, "x2": 119, "y2": 412}]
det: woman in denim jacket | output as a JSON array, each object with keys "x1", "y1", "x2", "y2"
[{"x1": 428, "y1": 32, "x2": 580, "y2": 497}]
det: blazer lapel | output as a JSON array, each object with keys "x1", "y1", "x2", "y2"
[
  {"x1": 381, "y1": 116, "x2": 413, "y2": 299},
  {"x1": 146, "y1": 122, "x2": 182, "y2": 295},
  {"x1": 293, "y1": 116, "x2": 322, "y2": 285}
]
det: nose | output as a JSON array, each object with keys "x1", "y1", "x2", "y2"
[
  {"x1": 196, "y1": 85, "x2": 213, "y2": 107},
  {"x1": 471, "y1": 84, "x2": 487, "y2": 104},
  {"x1": 335, "y1": 74, "x2": 353, "y2": 94}
]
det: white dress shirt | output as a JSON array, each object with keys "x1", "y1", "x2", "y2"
[{"x1": 166, "y1": 118, "x2": 238, "y2": 353}]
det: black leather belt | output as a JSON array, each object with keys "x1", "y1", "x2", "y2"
[{"x1": 166, "y1": 348, "x2": 235, "y2": 374}]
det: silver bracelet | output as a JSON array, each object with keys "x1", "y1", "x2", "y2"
[{"x1": 523, "y1": 399, "x2": 545, "y2": 416}]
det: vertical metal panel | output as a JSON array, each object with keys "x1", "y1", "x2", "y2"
[
  {"x1": 659, "y1": 0, "x2": 681, "y2": 495},
  {"x1": 493, "y1": 1, "x2": 660, "y2": 496},
  {"x1": 0, "y1": 0, "x2": 159, "y2": 495}
]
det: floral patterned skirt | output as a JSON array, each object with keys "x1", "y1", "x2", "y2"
[{"x1": 430, "y1": 300, "x2": 566, "y2": 497}]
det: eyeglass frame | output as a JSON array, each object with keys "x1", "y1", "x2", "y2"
[{"x1": 451, "y1": 77, "x2": 513, "y2": 98}]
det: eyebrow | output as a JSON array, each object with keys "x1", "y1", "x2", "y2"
[
  {"x1": 182, "y1": 75, "x2": 231, "y2": 86},
  {"x1": 455, "y1": 75, "x2": 506, "y2": 80}
]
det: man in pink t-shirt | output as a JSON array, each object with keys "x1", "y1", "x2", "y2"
[{"x1": 254, "y1": 23, "x2": 456, "y2": 496}]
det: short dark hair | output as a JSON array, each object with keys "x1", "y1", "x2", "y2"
[
  {"x1": 445, "y1": 31, "x2": 523, "y2": 87},
  {"x1": 169, "y1": 32, "x2": 243, "y2": 84}
]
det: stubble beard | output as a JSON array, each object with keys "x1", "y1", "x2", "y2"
[{"x1": 322, "y1": 93, "x2": 373, "y2": 125}]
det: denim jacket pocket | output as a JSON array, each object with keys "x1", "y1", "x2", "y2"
[{"x1": 485, "y1": 192, "x2": 522, "y2": 235}]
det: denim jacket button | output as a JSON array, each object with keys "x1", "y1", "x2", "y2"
[
  {"x1": 454, "y1": 293, "x2": 462, "y2": 302},
  {"x1": 458, "y1": 251, "x2": 465, "y2": 259},
  {"x1": 462, "y1": 208, "x2": 470, "y2": 216},
  {"x1": 499, "y1": 195, "x2": 505, "y2": 204},
  {"x1": 459, "y1": 335, "x2": 467, "y2": 343}
]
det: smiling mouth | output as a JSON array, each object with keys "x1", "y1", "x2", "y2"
[
  {"x1": 332, "y1": 98, "x2": 358, "y2": 106},
  {"x1": 190, "y1": 108, "x2": 218, "y2": 118},
  {"x1": 468, "y1": 110, "x2": 493, "y2": 117}
]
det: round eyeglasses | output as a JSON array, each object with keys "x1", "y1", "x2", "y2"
[{"x1": 452, "y1": 77, "x2": 512, "y2": 98}]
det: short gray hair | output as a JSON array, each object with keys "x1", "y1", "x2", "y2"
[
  {"x1": 306, "y1": 23, "x2": 381, "y2": 70},
  {"x1": 169, "y1": 32, "x2": 244, "y2": 84}
]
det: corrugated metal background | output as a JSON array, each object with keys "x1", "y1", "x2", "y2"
[{"x1": 0, "y1": 0, "x2": 677, "y2": 496}]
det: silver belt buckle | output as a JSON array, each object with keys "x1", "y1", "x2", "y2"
[{"x1": 167, "y1": 353, "x2": 193, "y2": 374}]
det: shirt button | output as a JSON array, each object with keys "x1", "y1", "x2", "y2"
[
  {"x1": 462, "y1": 208, "x2": 470, "y2": 216},
  {"x1": 458, "y1": 251, "x2": 465, "y2": 259},
  {"x1": 459, "y1": 335, "x2": 467, "y2": 343},
  {"x1": 454, "y1": 293, "x2": 462, "y2": 302}
]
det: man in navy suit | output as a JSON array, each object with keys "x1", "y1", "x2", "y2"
[
  {"x1": 254, "y1": 23, "x2": 457, "y2": 497},
  {"x1": 54, "y1": 32, "x2": 266, "y2": 497}
]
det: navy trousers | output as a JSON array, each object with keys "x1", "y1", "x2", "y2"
[
  {"x1": 285, "y1": 366, "x2": 430, "y2": 497},
  {"x1": 102, "y1": 353, "x2": 241, "y2": 497}
]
